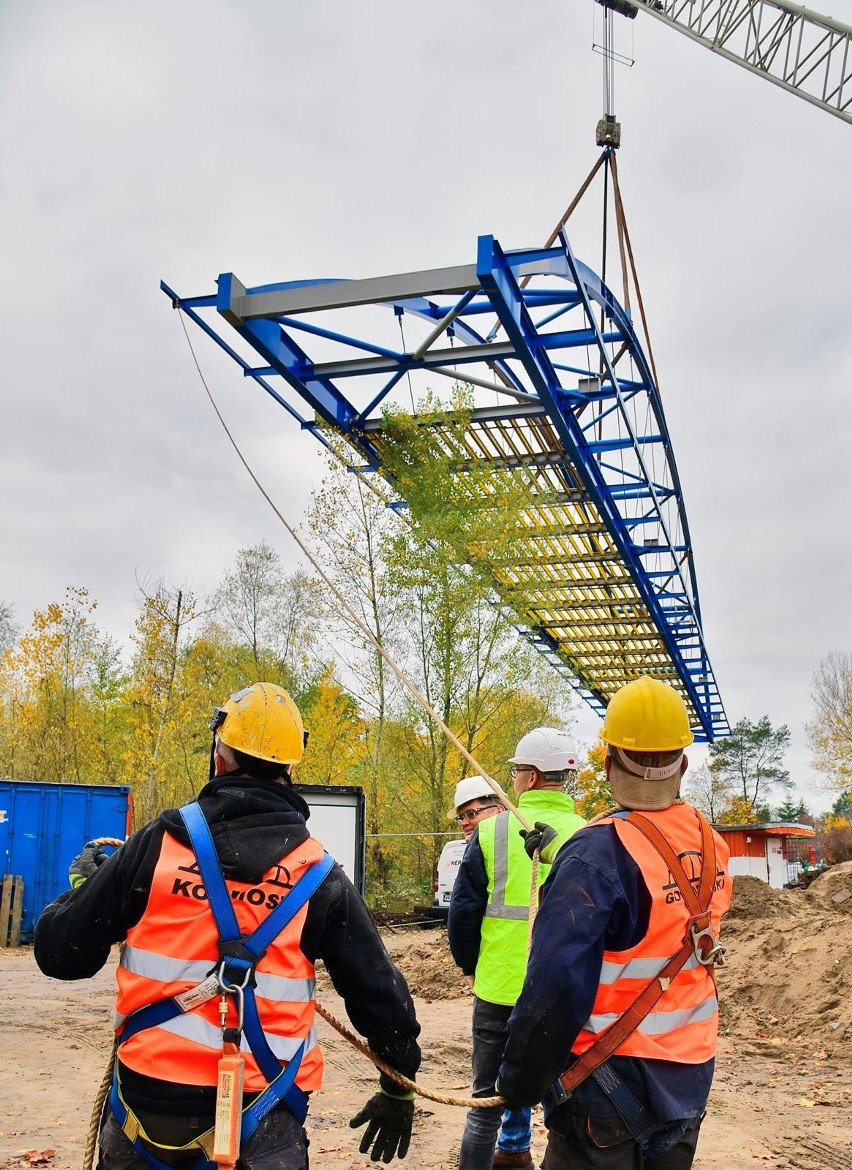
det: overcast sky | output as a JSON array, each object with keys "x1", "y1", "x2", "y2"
[{"x1": 2, "y1": 1, "x2": 851, "y2": 812}]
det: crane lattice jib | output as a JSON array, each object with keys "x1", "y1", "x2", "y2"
[
  {"x1": 162, "y1": 231, "x2": 729, "y2": 741},
  {"x1": 632, "y1": 0, "x2": 852, "y2": 124}
]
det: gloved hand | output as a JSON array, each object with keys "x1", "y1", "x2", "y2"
[
  {"x1": 68, "y1": 842, "x2": 108, "y2": 889},
  {"x1": 519, "y1": 821, "x2": 561, "y2": 864},
  {"x1": 349, "y1": 1088, "x2": 415, "y2": 1162}
]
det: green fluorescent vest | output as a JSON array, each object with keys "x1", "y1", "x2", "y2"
[{"x1": 474, "y1": 789, "x2": 586, "y2": 1006}]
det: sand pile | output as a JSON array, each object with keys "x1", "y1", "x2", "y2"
[
  {"x1": 804, "y1": 859, "x2": 852, "y2": 913},
  {"x1": 718, "y1": 875, "x2": 851, "y2": 1059},
  {"x1": 314, "y1": 929, "x2": 471, "y2": 1002},
  {"x1": 387, "y1": 932, "x2": 471, "y2": 1001}
]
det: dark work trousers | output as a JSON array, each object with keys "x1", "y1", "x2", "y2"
[
  {"x1": 541, "y1": 1113, "x2": 702, "y2": 1170},
  {"x1": 97, "y1": 1107, "x2": 309, "y2": 1170},
  {"x1": 458, "y1": 997, "x2": 516, "y2": 1170}
]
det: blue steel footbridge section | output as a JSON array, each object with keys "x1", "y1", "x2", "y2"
[{"x1": 162, "y1": 230, "x2": 729, "y2": 741}]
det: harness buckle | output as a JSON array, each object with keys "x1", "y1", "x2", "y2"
[
  {"x1": 689, "y1": 921, "x2": 727, "y2": 967},
  {"x1": 216, "y1": 941, "x2": 258, "y2": 992},
  {"x1": 218, "y1": 977, "x2": 246, "y2": 1036}
]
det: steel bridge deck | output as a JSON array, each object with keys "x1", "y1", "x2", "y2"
[{"x1": 163, "y1": 230, "x2": 729, "y2": 740}]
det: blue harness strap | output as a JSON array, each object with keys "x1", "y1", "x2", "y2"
[{"x1": 112, "y1": 800, "x2": 334, "y2": 1167}]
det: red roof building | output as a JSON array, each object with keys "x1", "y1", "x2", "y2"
[{"x1": 713, "y1": 822, "x2": 816, "y2": 888}]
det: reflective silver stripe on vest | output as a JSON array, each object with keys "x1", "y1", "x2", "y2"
[
  {"x1": 483, "y1": 814, "x2": 530, "y2": 922},
  {"x1": 598, "y1": 953, "x2": 702, "y2": 985},
  {"x1": 154, "y1": 1012, "x2": 318, "y2": 1060},
  {"x1": 119, "y1": 945, "x2": 315, "y2": 1002},
  {"x1": 583, "y1": 996, "x2": 718, "y2": 1037}
]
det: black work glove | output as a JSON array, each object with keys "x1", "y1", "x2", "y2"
[
  {"x1": 519, "y1": 821, "x2": 560, "y2": 864},
  {"x1": 349, "y1": 1088, "x2": 415, "y2": 1162},
  {"x1": 69, "y1": 842, "x2": 108, "y2": 889}
]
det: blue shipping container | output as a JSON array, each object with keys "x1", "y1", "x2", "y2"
[{"x1": 0, "y1": 779, "x2": 132, "y2": 941}]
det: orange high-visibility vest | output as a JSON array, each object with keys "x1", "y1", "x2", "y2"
[
  {"x1": 115, "y1": 830, "x2": 325, "y2": 1092},
  {"x1": 571, "y1": 805, "x2": 731, "y2": 1065}
]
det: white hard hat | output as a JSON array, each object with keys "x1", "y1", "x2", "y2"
[
  {"x1": 509, "y1": 728, "x2": 579, "y2": 773},
  {"x1": 449, "y1": 775, "x2": 499, "y2": 817}
]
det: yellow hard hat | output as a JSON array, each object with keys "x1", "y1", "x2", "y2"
[
  {"x1": 210, "y1": 682, "x2": 305, "y2": 766},
  {"x1": 600, "y1": 677, "x2": 694, "y2": 752}
]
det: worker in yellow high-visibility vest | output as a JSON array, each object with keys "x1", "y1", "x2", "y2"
[{"x1": 449, "y1": 730, "x2": 586, "y2": 1170}]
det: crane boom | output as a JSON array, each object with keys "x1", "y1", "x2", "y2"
[{"x1": 629, "y1": 0, "x2": 852, "y2": 124}]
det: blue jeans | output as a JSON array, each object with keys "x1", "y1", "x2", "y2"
[
  {"x1": 459, "y1": 998, "x2": 532, "y2": 1170},
  {"x1": 497, "y1": 1105, "x2": 532, "y2": 1154}
]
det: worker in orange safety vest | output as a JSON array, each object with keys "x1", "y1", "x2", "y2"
[
  {"x1": 497, "y1": 677, "x2": 732, "y2": 1170},
  {"x1": 35, "y1": 682, "x2": 421, "y2": 1170}
]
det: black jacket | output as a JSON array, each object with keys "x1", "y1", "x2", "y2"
[{"x1": 35, "y1": 773, "x2": 421, "y2": 1114}]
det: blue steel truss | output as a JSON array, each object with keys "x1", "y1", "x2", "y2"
[{"x1": 162, "y1": 230, "x2": 729, "y2": 741}]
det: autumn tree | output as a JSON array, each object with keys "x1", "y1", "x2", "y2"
[
  {"x1": 86, "y1": 634, "x2": 128, "y2": 786},
  {"x1": 308, "y1": 454, "x2": 405, "y2": 890},
  {"x1": 682, "y1": 762, "x2": 734, "y2": 822},
  {"x1": 297, "y1": 667, "x2": 367, "y2": 787},
  {"x1": 806, "y1": 650, "x2": 852, "y2": 790},
  {"x1": 379, "y1": 392, "x2": 575, "y2": 843},
  {"x1": 213, "y1": 541, "x2": 320, "y2": 688},
  {"x1": 0, "y1": 601, "x2": 16, "y2": 656},
  {"x1": 715, "y1": 796, "x2": 762, "y2": 825},
  {"x1": 573, "y1": 740, "x2": 612, "y2": 819},
  {"x1": 707, "y1": 716, "x2": 792, "y2": 814},
  {"x1": 0, "y1": 588, "x2": 112, "y2": 784},
  {"x1": 307, "y1": 405, "x2": 574, "y2": 905},
  {"x1": 125, "y1": 580, "x2": 200, "y2": 820}
]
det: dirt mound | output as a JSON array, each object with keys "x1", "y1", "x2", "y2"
[
  {"x1": 725, "y1": 874, "x2": 802, "y2": 920},
  {"x1": 387, "y1": 931, "x2": 471, "y2": 1001},
  {"x1": 718, "y1": 878, "x2": 851, "y2": 1060},
  {"x1": 315, "y1": 927, "x2": 470, "y2": 1003},
  {"x1": 805, "y1": 859, "x2": 852, "y2": 912}
]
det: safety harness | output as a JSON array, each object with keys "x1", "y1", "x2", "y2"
[
  {"x1": 109, "y1": 800, "x2": 334, "y2": 1170},
  {"x1": 546, "y1": 808, "x2": 726, "y2": 1156}
]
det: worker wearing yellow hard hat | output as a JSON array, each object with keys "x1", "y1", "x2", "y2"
[
  {"x1": 37, "y1": 682, "x2": 422, "y2": 1169},
  {"x1": 498, "y1": 677, "x2": 733, "y2": 1170}
]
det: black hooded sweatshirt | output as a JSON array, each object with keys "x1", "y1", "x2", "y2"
[{"x1": 34, "y1": 773, "x2": 421, "y2": 1117}]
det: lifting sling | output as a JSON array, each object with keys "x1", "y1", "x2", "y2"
[{"x1": 109, "y1": 800, "x2": 335, "y2": 1170}]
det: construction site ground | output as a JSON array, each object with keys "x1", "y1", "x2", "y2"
[{"x1": 2, "y1": 868, "x2": 851, "y2": 1170}]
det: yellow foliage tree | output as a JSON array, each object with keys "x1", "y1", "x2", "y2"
[
  {"x1": 716, "y1": 795, "x2": 761, "y2": 825},
  {"x1": 124, "y1": 583, "x2": 201, "y2": 821},
  {"x1": 298, "y1": 668, "x2": 368, "y2": 787},
  {"x1": 573, "y1": 740, "x2": 614, "y2": 819},
  {"x1": 0, "y1": 588, "x2": 109, "y2": 784}
]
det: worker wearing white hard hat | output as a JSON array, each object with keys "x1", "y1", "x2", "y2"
[
  {"x1": 448, "y1": 729, "x2": 585, "y2": 1170},
  {"x1": 450, "y1": 776, "x2": 504, "y2": 841}
]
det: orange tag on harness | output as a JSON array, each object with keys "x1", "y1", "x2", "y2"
[{"x1": 212, "y1": 1047, "x2": 245, "y2": 1167}]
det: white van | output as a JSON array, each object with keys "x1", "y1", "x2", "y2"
[{"x1": 430, "y1": 838, "x2": 467, "y2": 919}]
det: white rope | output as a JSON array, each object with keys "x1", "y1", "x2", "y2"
[{"x1": 174, "y1": 308, "x2": 533, "y2": 833}]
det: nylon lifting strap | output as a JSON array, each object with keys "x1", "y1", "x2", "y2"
[
  {"x1": 557, "y1": 808, "x2": 720, "y2": 1097},
  {"x1": 111, "y1": 801, "x2": 334, "y2": 1169}
]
